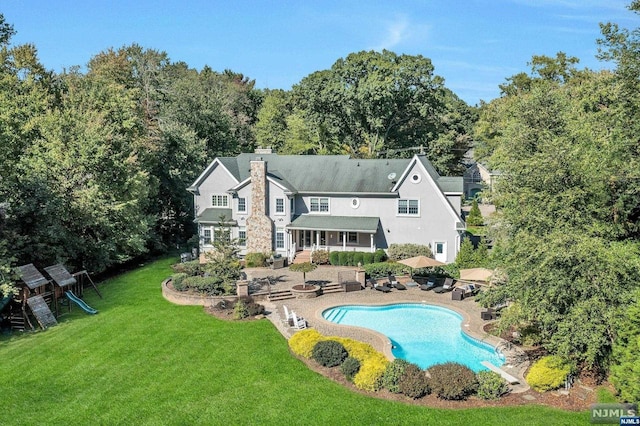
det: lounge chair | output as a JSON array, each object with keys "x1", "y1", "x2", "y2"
[
  {"x1": 433, "y1": 277, "x2": 454, "y2": 293},
  {"x1": 292, "y1": 311, "x2": 307, "y2": 330},
  {"x1": 419, "y1": 275, "x2": 437, "y2": 291},
  {"x1": 374, "y1": 281, "x2": 392, "y2": 293},
  {"x1": 387, "y1": 274, "x2": 406, "y2": 290}
]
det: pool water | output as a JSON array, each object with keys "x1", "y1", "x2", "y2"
[{"x1": 322, "y1": 303, "x2": 504, "y2": 372}]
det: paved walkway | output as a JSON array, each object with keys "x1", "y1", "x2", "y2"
[{"x1": 245, "y1": 265, "x2": 530, "y2": 393}]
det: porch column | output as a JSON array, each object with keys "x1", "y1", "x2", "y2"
[
  {"x1": 342, "y1": 232, "x2": 346, "y2": 250},
  {"x1": 370, "y1": 234, "x2": 375, "y2": 252},
  {"x1": 316, "y1": 231, "x2": 320, "y2": 248}
]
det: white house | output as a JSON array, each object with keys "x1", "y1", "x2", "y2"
[{"x1": 187, "y1": 149, "x2": 465, "y2": 263}]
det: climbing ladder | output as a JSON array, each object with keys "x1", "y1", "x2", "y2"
[{"x1": 26, "y1": 295, "x2": 58, "y2": 330}]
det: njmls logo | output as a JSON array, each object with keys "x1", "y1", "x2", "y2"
[{"x1": 590, "y1": 403, "x2": 638, "y2": 424}]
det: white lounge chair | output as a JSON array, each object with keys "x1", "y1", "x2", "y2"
[{"x1": 292, "y1": 311, "x2": 307, "y2": 330}]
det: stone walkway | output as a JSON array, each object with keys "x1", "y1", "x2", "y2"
[{"x1": 245, "y1": 265, "x2": 530, "y2": 393}]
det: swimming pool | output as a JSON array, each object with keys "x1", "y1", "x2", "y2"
[{"x1": 322, "y1": 303, "x2": 504, "y2": 372}]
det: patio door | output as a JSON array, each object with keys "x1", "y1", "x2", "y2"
[{"x1": 434, "y1": 241, "x2": 447, "y2": 263}]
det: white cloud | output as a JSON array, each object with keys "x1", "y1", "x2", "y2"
[{"x1": 374, "y1": 15, "x2": 410, "y2": 50}]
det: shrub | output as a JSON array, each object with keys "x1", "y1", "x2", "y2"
[
  {"x1": 233, "y1": 299, "x2": 249, "y2": 319},
  {"x1": 311, "y1": 249, "x2": 330, "y2": 264},
  {"x1": 466, "y1": 198, "x2": 484, "y2": 226},
  {"x1": 476, "y1": 371, "x2": 509, "y2": 400},
  {"x1": 363, "y1": 262, "x2": 407, "y2": 278},
  {"x1": 398, "y1": 363, "x2": 430, "y2": 399},
  {"x1": 171, "y1": 260, "x2": 201, "y2": 276},
  {"x1": 353, "y1": 353, "x2": 388, "y2": 391},
  {"x1": 330, "y1": 336, "x2": 389, "y2": 391},
  {"x1": 362, "y1": 252, "x2": 374, "y2": 265},
  {"x1": 312, "y1": 340, "x2": 348, "y2": 367},
  {"x1": 427, "y1": 362, "x2": 478, "y2": 400},
  {"x1": 329, "y1": 251, "x2": 340, "y2": 266},
  {"x1": 246, "y1": 301, "x2": 265, "y2": 316},
  {"x1": 526, "y1": 355, "x2": 572, "y2": 392},
  {"x1": 352, "y1": 252, "x2": 364, "y2": 266},
  {"x1": 182, "y1": 275, "x2": 228, "y2": 295},
  {"x1": 245, "y1": 252, "x2": 267, "y2": 267},
  {"x1": 340, "y1": 357, "x2": 361, "y2": 382},
  {"x1": 610, "y1": 289, "x2": 640, "y2": 403},
  {"x1": 388, "y1": 244, "x2": 433, "y2": 261},
  {"x1": 373, "y1": 249, "x2": 387, "y2": 263},
  {"x1": 170, "y1": 273, "x2": 189, "y2": 291},
  {"x1": 383, "y1": 358, "x2": 411, "y2": 393},
  {"x1": 338, "y1": 252, "x2": 349, "y2": 266},
  {"x1": 289, "y1": 329, "x2": 325, "y2": 358}
]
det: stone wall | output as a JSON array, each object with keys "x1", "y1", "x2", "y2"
[{"x1": 246, "y1": 159, "x2": 273, "y2": 253}]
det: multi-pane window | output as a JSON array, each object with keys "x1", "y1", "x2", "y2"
[
  {"x1": 275, "y1": 198, "x2": 285, "y2": 214},
  {"x1": 238, "y1": 197, "x2": 246, "y2": 213},
  {"x1": 398, "y1": 199, "x2": 419, "y2": 216},
  {"x1": 203, "y1": 229, "x2": 212, "y2": 245},
  {"x1": 310, "y1": 197, "x2": 329, "y2": 213},
  {"x1": 339, "y1": 232, "x2": 358, "y2": 244},
  {"x1": 238, "y1": 227, "x2": 246, "y2": 246},
  {"x1": 275, "y1": 228, "x2": 285, "y2": 249},
  {"x1": 211, "y1": 194, "x2": 229, "y2": 207}
]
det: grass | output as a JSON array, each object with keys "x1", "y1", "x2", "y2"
[{"x1": 0, "y1": 257, "x2": 589, "y2": 425}]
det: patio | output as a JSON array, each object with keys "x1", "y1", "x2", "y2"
[{"x1": 245, "y1": 265, "x2": 529, "y2": 393}]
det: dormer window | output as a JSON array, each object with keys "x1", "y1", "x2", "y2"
[{"x1": 211, "y1": 194, "x2": 229, "y2": 207}]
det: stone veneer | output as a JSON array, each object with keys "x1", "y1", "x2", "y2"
[{"x1": 246, "y1": 159, "x2": 273, "y2": 253}]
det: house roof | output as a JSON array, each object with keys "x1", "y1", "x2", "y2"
[
  {"x1": 196, "y1": 153, "x2": 461, "y2": 195},
  {"x1": 195, "y1": 208, "x2": 236, "y2": 225},
  {"x1": 286, "y1": 215, "x2": 380, "y2": 233}
]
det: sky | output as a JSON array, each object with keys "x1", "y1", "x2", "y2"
[{"x1": 2, "y1": 1, "x2": 639, "y2": 105}]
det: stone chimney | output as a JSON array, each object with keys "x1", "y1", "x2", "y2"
[{"x1": 246, "y1": 159, "x2": 273, "y2": 253}]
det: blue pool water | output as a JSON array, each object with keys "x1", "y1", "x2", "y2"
[{"x1": 322, "y1": 303, "x2": 504, "y2": 372}]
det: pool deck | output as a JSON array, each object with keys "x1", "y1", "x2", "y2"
[{"x1": 246, "y1": 265, "x2": 530, "y2": 393}]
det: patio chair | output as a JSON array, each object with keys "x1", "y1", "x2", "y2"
[
  {"x1": 292, "y1": 311, "x2": 307, "y2": 330},
  {"x1": 374, "y1": 282, "x2": 392, "y2": 293},
  {"x1": 452, "y1": 284, "x2": 479, "y2": 301},
  {"x1": 433, "y1": 277, "x2": 454, "y2": 293},
  {"x1": 282, "y1": 305, "x2": 294, "y2": 323},
  {"x1": 387, "y1": 274, "x2": 406, "y2": 290},
  {"x1": 419, "y1": 275, "x2": 437, "y2": 291}
]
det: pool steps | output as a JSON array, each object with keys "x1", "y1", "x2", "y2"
[{"x1": 481, "y1": 361, "x2": 520, "y2": 384}]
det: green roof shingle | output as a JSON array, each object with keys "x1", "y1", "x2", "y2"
[{"x1": 287, "y1": 215, "x2": 380, "y2": 233}]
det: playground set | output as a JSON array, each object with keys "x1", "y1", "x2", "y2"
[{"x1": 1, "y1": 263, "x2": 102, "y2": 331}]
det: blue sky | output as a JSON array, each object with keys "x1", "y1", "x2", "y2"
[{"x1": 2, "y1": 1, "x2": 639, "y2": 105}]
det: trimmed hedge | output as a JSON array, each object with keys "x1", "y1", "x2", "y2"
[
  {"x1": 312, "y1": 340, "x2": 348, "y2": 367},
  {"x1": 388, "y1": 243, "x2": 433, "y2": 261},
  {"x1": 427, "y1": 362, "x2": 478, "y2": 400},
  {"x1": 340, "y1": 357, "x2": 361, "y2": 382},
  {"x1": 329, "y1": 251, "x2": 340, "y2": 266},
  {"x1": 398, "y1": 363, "x2": 430, "y2": 399},
  {"x1": 363, "y1": 262, "x2": 407, "y2": 277},
  {"x1": 526, "y1": 355, "x2": 572, "y2": 392},
  {"x1": 383, "y1": 358, "x2": 411, "y2": 393},
  {"x1": 476, "y1": 371, "x2": 509, "y2": 400}
]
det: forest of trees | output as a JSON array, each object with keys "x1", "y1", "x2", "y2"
[{"x1": 1, "y1": 3, "x2": 640, "y2": 400}]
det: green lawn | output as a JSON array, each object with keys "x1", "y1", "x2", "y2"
[{"x1": 0, "y1": 258, "x2": 588, "y2": 425}]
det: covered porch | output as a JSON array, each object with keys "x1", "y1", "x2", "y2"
[{"x1": 286, "y1": 215, "x2": 380, "y2": 261}]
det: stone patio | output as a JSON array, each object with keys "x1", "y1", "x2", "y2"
[{"x1": 245, "y1": 265, "x2": 530, "y2": 393}]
